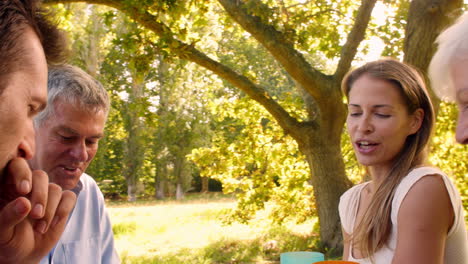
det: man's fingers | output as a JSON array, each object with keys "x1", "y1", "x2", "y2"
[
  {"x1": 34, "y1": 183, "x2": 61, "y2": 234},
  {"x1": 46, "y1": 190, "x2": 76, "y2": 236},
  {"x1": 28, "y1": 170, "x2": 49, "y2": 219},
  {"x1": 30, "y1": 191, "x2": 76, "y2": 262},
  {"x1": 7, "y1": 158, "x2": 32, "y2": 195},
  {"x1": 0, "y1": 197, "x2": 31, "y2": 243}
]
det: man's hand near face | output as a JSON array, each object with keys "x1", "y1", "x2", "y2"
[{"x1": 0, "y1": 158, "x2": 76, "y2": 264}]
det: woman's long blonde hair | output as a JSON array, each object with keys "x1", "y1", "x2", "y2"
[{"x1": 341, "y1": 59, "x2": 435, "y2": 259}]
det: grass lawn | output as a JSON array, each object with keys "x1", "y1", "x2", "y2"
[{"x1": 108, "y1": 193, "x2": 323, "y2": 264}]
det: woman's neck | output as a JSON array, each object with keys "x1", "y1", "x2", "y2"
[{"x1": 368, "y1": 165, "x2": 391, "y2": 193}]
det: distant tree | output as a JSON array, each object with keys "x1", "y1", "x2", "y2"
[{"x1": 151, "y1": 56, "x2": 216, "y2": 200}]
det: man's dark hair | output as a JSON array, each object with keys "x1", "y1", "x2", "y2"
[{"x1": 0, "y1": 0, "x2": 68, "y2": 81}]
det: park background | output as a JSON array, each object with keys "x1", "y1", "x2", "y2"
[{"x1": 42, "y1": 0, "x2": 467, "y2": 263}]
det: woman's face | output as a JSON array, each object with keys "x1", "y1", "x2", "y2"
[{"x1": 346, "y1": 74, "x2": 422, "y2": 174}]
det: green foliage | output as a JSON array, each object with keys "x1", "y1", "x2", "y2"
[
  {"x1": 215, "y1": 15, "x2": 313, "y2": 115},
  {"x1": 238, "y1": 0, "x2": 359, "y2": 59},
  {"x1": 88, "y1": 95, "x2": 127, "y2": 192},
  {"x1": 372, "y1": 1, "x2": 408, "y2": 58},
  {"x1": 99, "y1": 13, "x2": 156, "y2": 199},
  {"x1": 189, "y1": 96, "x2": 314, "y2": 224},
  {"x1": 148, "y1": 57, "x2": 220, "y2": 198}
]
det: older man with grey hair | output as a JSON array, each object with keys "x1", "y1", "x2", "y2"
[
  {"x1": 429, "y1": 12, "x2": 468, "y2": 145},
  {"x1": 29, "y1": 64, "x2": 120, "y2": 264}
]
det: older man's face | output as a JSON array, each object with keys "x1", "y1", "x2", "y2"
[
  {"x1": 0, "y1": 27, "x2": 47, "y2": 174},
  {"x1": 29, "y1": 100, "x2": 106, "y2": 190},
  {"x1": 450, "y1": 58, "x2": 468, "y2": 144}
]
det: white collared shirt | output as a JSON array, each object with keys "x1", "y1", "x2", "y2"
[{"x1": 40, "y1": 173, "x2": 120, "y2": 264}]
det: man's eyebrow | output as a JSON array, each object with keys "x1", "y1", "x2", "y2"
[
  {"x1": 56, "y1": 126, "x2": 79, "y2": 135},
  {"x1": 90, "y1": 134, "x2": 104, "y2": 139},
  {"x1": 56, "y1": 126, "x2": 104, "y2": 138}
]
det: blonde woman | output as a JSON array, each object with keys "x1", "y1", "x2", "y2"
[{"x1": 339, "y1": 59, "x2": 467, "y2": 264}]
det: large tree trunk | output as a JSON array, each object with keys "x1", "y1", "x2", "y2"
[
  {"x1": 403, "y1": 0, "x2": 463, "y2": 114},
  {"x1": 293, "y1": 81, "x2": 352, "y2": 251},
  {"x1": 301, "y1": 140, "x2": 351, "y2": 251}
]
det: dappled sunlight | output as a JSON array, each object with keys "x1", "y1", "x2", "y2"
[{"x1": 108, "y1": 196, "x2": 319, "y2": 263}]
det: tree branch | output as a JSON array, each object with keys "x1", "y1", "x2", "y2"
[
  {"x1": 334, "y1": 0, "x2": 377, "y2": 80},
  {"x1": 43, "y1": 0, "x2": 302, "y2": 133},
  {"x1": 187, "y1": 47, "x2": 302, "y2": 134},
  {"x1": 217, "y1": 0, "x2": 329, "y2": 102}
]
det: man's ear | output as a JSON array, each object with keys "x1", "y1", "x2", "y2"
[{"x1": 409, "y1": 108, "x2": 424, "y2": 135}]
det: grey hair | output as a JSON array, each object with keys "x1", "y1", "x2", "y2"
[
  {"x1": 429, "y1": 11, "x2": 468, "y2": 101},
  {"x1": 35, "y1": 64, "x2": 110, "y2": 126}
]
